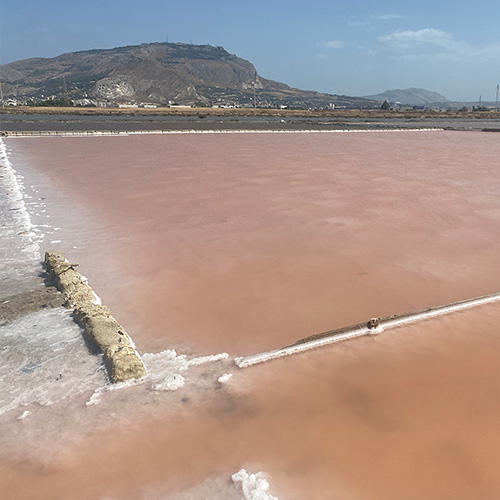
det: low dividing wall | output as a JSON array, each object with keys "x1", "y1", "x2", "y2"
[
  {"x1": 235, "y1": 291, "x2": 500, "y2": 368},
  {"x1": 45, "y1": 251, "x2": 147, "y2": 383},
  {"x1": 2, "y1": 128, "x2": 443, "y2": 137}
]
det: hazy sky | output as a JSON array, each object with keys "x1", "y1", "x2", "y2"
[{"x1": 1, "y1": 0, "x2": 499, "y2": 101}]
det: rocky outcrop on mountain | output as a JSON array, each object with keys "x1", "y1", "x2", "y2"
[
  {"x1": 363, "y1": 88, "x2": 450, "y2": 106},
  {"x1": 1, "y1": 42, "x2": 374, "y2": 108}
]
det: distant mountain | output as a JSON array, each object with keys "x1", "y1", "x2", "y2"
[
  {"x1": 0, "y1": 42, "x2": 375, "y2": 109},
  {"x1": 363, "y1": 88, "x2": 450, "y2": 105}
]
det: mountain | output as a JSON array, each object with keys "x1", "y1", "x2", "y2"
[
  {"x1": 363, "y1": 88, "x2": 450, "y2": 105},
  {"x1": 0, "y1": 42, "x2": 375, "y2": 109}
]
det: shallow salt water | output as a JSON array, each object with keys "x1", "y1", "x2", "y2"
[
  {"x1": 0, "y1": 308, "x2": 106, "y2": 417},
  {"x1": 1, "y1": 131, "x2": 500, "y2": 499}
]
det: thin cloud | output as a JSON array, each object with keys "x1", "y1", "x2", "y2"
[
  {"x1": 377, "y1": 14, "x2": 404, "y2": 20},
  {"x1": 324, "y1": 40, "x2": 344, "y2": 49},
  {"x1": 348, "y1": 13, "x2": 403, "y2": 28},
  {"x1": 378, "y1": 28, "x2": 500, "y2": 61},
  {"x1": 378, "y1": 28, "x2": 461, "y2": 51},
  {"x1": 348, "y1": 20, "x2": 371, "y2": 28}
]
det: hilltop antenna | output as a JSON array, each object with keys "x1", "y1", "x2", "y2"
[
  {"x1": 165, "y1": 33, "x2": 168, "y2": 43},
  {"x1": 496, "y1": 84, "x2": 499, "y2": 112}
]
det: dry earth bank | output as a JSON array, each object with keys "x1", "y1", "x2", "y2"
[{"x1": 3, "y1": 106, "x2": 500, "y2": 121}]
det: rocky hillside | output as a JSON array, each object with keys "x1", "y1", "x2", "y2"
[
  {"x1": 1, "y1": 42, "x2": 375, "y2": 109},
  {"x1": 364, "y1": 88, "x2": 450, "y2": 105}
]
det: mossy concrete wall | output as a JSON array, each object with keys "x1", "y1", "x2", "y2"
[{"x1": 45, "y1": 251, "x2": 147, "y2": 383}]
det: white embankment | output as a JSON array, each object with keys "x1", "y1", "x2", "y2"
[
  {"x1": 235, "y1": 292, "x2": 500, "y2": 368},
  {"x1": 0, "y1": 138, "x2": 43, "y2": 295},
  {"x1": 4, "y1": 128, "x2": 443, "y2": 138}
]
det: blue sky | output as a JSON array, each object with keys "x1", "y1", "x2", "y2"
[{"x1": 1, "y1": 0, "x2": 499, "y2": 101}]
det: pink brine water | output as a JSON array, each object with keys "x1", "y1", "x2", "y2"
[{"x1": 2, "y1": 130, "x2": 500, "y2": 500}]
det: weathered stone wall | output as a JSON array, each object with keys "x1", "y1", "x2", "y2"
[{"x1": 45, "y1": 251, "x2": 147, "y2": 383}]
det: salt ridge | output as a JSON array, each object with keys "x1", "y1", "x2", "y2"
[
  {"x1": 0, "y1": 138, "x2": 40, "y2": 263},
  {"x1": 0, "y1": 138, "x2": 47, "y2": 296},
  {"x1": 235, "y1": 292, "x2": 500, "y2": 367},
  {"x1": 5, "y1": 128, "x2": 443, "y2": 138}
]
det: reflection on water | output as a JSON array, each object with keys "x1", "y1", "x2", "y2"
[{"x1": 2, "y1": 131, "x2": 500, "y2": 499}]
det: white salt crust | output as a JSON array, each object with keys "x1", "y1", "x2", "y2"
[
  {"x1": 5, "y1": 128, "x2": 443, "y2": 138},
  {"x1": 232, "y1": 469, "x2": 279, "y2": 500},
  {"x1": 218, "y1": 373, "x2": 233, "y2": 384},
  {"x1": 84, "y1": 350, "x2": 230, "y2": 406},
  {"x1": 142, "y1": 350, "x2": 229, "y2": 391},
  {"x1": 0, "y1": 309, "x2": 106, "y2": 416},
  {"x1": 0, "y1": 139, "x2": 42, "y2": 295}
]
